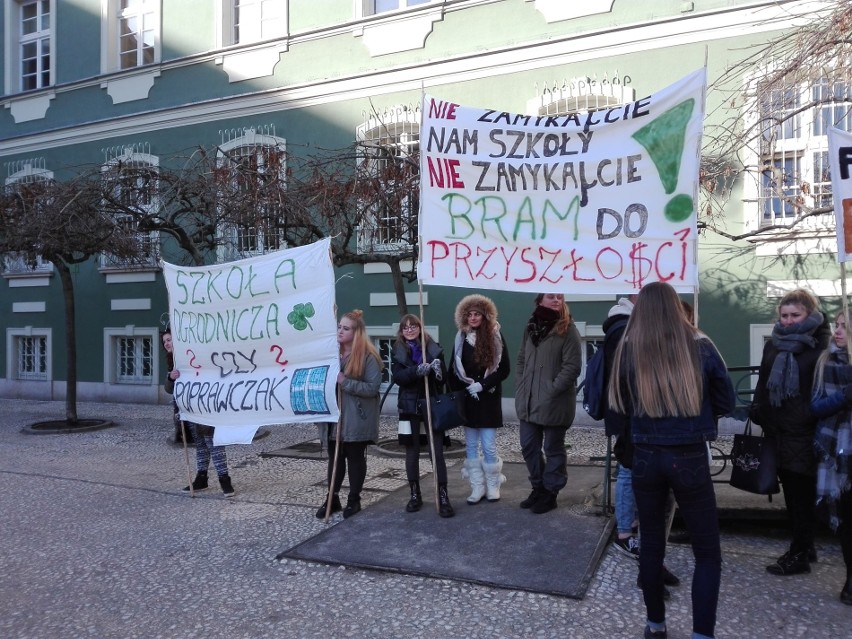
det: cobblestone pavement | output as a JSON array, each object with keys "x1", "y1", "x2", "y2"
[{"x1": 0, "y1": 399, "x2": 848, "y2": 638}]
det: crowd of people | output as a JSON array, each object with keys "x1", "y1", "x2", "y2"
[{"x1": 162, "y1": 284, "x2": 852, "y2": 639}]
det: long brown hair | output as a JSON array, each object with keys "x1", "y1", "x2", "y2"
[
  {"x1": 340, "y1": 309, "x2": 383, "y2": 379},
  {"x1": 608, "y1": 282, "x2": 704, "y2": 417},
  {"x1": 394, "y1": 314, "x2": 432, "y2": 349},
  {"x1": 533, "y1": 293, "x2": 573, "y2": 336}
]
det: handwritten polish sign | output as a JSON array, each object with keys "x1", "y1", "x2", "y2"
[
  {"x1": 162, "y1": 238, "x2": 339, "y2": 445},
  {"x1": 418, "y1": 69, "x2": 706, "y2": 294},
  {"x1": 828, "y1": 127, "x2": 852, "y2": 263}
]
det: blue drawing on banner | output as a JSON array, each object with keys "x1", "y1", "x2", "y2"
[{"x1": 290, "y1": 365, "x2": 331, "y2": 415}]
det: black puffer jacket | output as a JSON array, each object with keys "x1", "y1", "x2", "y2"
[
  {"x1": 392, "y1": 337, "x2": 445, "y2": 419},
  {"x1": 749, "y1": 317, "x2": 831, "y2": 475}
]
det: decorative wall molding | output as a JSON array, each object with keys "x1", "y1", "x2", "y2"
[
  {"x1": 101, "y1": 70, "x2": 161, "y2": 104},
  {"x1": 353, "y1": 7, "x2": 442, "y2": 56},
  {"x1": 5, "y1": 92, "x2": 55, "y2": 123},
  {"x1": 215, "y1": 45, "x2": 288, "y2": 82},
  {"x1": 526, "y1": 0, "x2": 615, "y2": 23}
]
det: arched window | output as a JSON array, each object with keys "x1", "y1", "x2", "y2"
[
  {"x1": 217, "y1": 126, "x2": 287, "y2": 261},
  {"x1": 3, "y1": 158, "x2": 54, "y2": 275}
]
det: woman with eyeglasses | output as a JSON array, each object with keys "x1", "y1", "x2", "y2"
[
  {"x1": 391, "y1": 314, "x2": 454, "y2": 517},
  {"x1": 316, "y1": 309, "x2": 384, "y2": 519},
  {"x1": 449, "y1": 294, "x2": 510, "y2": 504}
]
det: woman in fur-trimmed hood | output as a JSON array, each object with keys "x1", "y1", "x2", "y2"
[{"x1": 449, "y1": 294, "x2": 511, "y2": 504}]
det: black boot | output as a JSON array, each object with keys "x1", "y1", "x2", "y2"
[
  {"x1": 315, "y1": 493, "x2": 342, "y2": 519},
  {"x1": 520, "y1": 486, "x2": 543, "y2": 509},
  {"x1": 343, "y1": 496, "x2": 361, "y2": 519},
  {"x1": 438, "y1": 483, "x2": 455, "y2": 518},
  {"x1": 182, "y1": 471, "x2": 208, "y2": 492},
  {"x1": 841, "y1": 577, "x2": 852, "y2": 605},
  {"x1": 766, "y1": 549, "x2": 811, "y2": 576},
  {"x1": 218, "y1": 474, "x2": 235, "y2": 497},
  {"x1": 531, "y1": 489, "x2": 558, "y2": 514},
  {"x1": 405, "y1": 481, "x2": 423, "y2": 513}
]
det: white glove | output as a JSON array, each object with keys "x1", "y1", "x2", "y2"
[
  {"x1": 416, "y1": 363, "x2": 431, "y2": 377},
  {"x1": 430, "y1": 359, "x2": 443, "y2": 381},
  {"x1": 467, "y1": 382, "x2": 483, "y2": 397}
]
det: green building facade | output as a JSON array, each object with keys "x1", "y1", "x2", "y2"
[{"x1": 1, "y1": 0, "x2": 846, "y2": 413}]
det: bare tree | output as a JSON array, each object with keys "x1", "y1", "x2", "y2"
[
  {"x1": 0, "y1": 174, "x2": 143, "y2": 423},
  {"x1": 700, "y1": 0, "x2": 852, "y2": 241}
]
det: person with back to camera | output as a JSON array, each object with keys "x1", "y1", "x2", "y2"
[
  {"x1": 449, "y1": 294, "x2": 510, "y2": 504},
  {"x1": 810, "y1": 310, "x2": 852, "y2": 605},
  {"x1": 604, "y1": 295, "x2": 681, "y2": 596},
  {"x1": 391, "y1": 314, "x2": 454, "y2": 518},
  {"x1": 163, "y1": 327, "x2": 235, "y2": 497},
  {"x1": 750, "y1": 288, "x2": 830, "y2": 575},
  {"x1": 161, "y1": 327, "x2": 194, "y2": 446},
  {"x1": 515, "y1": 293, "x2": 582, "y2": 514},
  {"x1": 316, "y1": 309, "x2": 383, "y2": 519},
  {"x1": 608, "y1": 282, "x2": 736, "y2": 639}
]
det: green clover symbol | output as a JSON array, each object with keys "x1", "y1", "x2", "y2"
[{"x1": 287, "y1": 302, "x2": 315, "y2": 331}]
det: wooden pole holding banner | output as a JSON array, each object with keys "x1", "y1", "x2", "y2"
[
  {"x1": 842, "y1": 262, "x2": 851, "y2": 359},
  {"x1": 323, "y1": 386, "x2": 344, "y2": 523},
  {"x1": 418, "y1": 282, "x2": 441, "y2": 513},
  {"x1": 180, "y1": 420, "x2": 195, "y2": 497}
]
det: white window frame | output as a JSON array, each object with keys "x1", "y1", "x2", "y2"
[
  {"x1": 355, "y1": 106, "x2": 420, "y2": 254},
  {"x1": 100, "y1": 0, "x2": 161, "y2": 74},
  {"x1": 103, "y1": 327, "x2": 158, "y2": 385},
  {"x1": 3, "y1": 163, "x2": 54, "y2": 276},
  {"x1": 100, "y1": 150, "x2": 160, "y2": 270},
  {"x1": 356, "y1": 0, "x2": 433, "y2": 18},
  {"x1": 217, "y1": 0, "x2": 288, "y2": 47},
  {"x1": 216, "y1": 129, "x2": 287, "y2": 262},
  {"x1": 743, "y1": 71, "x2": 851, "y2": 238},
  {"x1": 6, "y1": 327, "x2": 52, "y2": 382},
  {"x1": 3, "y1": 0, "x2": 55, "y2": 95}
]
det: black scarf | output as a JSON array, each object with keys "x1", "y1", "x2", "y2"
[
  {"x1": 767, "y1": 310, "x2": 823, "y2": 407},
  {"x1": 527, "y1": 306, "x2": 559, "y2": 346}
]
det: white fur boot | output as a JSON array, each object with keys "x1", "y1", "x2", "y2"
[
  {"x1": 482, "y1": 457, "x2": 507, "y2": 502},
  {"x1": 461, "y1": 457, "x2": 486, "y2": 504}
]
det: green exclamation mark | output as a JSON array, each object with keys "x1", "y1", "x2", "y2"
[{"x1": 631, "y1": 98, "x2": 695, "y2": 223}]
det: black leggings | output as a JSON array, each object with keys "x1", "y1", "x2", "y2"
[
  {"x1": 327, "y1": 439, "x2": 369, "y2": 502},
  {"x1": 779, "y1": 468, "x2": 817, "y2": 553}
]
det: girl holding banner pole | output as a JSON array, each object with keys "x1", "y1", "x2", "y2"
[
  {"x1": 449, "y1": 294, "x2": 511, "y2": 503},
  {"x1": 391, "y1": 314, "x2": 454, "y2": 517},
  {"x1": 316, "y1": 309, "x2": 383, "y2": 519}
]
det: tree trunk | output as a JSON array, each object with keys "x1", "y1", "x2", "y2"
[
  {"x1": 56, "y1": 261, "x2": 78, "y2": 423},
  {"x1": 389, "y1": 259, "x2": 408, "y2": 317}
]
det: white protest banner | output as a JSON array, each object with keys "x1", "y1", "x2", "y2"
[
  {"x1": 162, "y1": 238, "x2": 339, "y2": 445},
  {"x1": 828, "y1": 127, "x2": 852, "y2": 263},
  {"x1": 418, "y1": 69, "x2": 705, "y2": 294}
]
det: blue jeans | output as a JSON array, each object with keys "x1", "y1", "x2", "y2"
[
  {"x1": 632, "y1": 443, "x2": 721, "y2": 639},
  {"x1": 615, "y1": 463, "x2": 636, "y2": 535},
  {"x1": 464, "y1": 427, "x2": 498, "y2": 463}
]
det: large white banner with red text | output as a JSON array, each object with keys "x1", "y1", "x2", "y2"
[
  {"x1": 162, "y1": 239, "x2": 339, "y2": 445},
  {"x1": 828, "y1": 127, "x2": 852, "y2": 263},
  {"x1": 418, "y1": 69, "x2": 705, "y2": 294}
]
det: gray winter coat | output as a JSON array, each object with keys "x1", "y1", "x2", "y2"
[
  {"x1": 338, "y1": 354, "x2": 382, "y2": 443},
  {"x1": 515, "y1": 323, "x2": 582, "y2": 427}
]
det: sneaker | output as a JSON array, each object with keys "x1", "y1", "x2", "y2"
[
  {"x1": 644, "y1": 625, "x2": 668, "y2": 638},
  {"x1": 218, "y1": 474, "x2": 235, "y2": 498},
  {"x1": 613, "y1": 535, "x2": 640, "y2": 559},
  {"x1": 182, "y1": 472, "x2": 208, "y2": 492},
  {"x1": 766, "y1": 550, "x2": 810, "y2": 576}
]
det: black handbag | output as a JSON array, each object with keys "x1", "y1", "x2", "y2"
[
  {"x1": 729, "y1": 419, "x2": 780, "y2": 495},
  {"x1": 417, "y1": 391, "x2": 467, "y2": 431}
]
